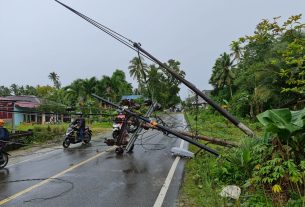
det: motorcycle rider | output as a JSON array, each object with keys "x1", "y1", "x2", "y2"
[
  {"x1": 72, "y1": 112, "x2": 86, "y2": 141},
  {"x1": 0, "y1": 119, "x2": 9, "y2": 163}
]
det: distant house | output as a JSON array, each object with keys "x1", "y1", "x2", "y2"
[
  {"x1": 0, "y1": 95, "x2": 67, "y2": 126},
  {"x1": 121, "y1": 95, "x2": 143, "y2": 100},
  {"x1": 0, "y1": 96, "x2": 41, "y2": 126},
  {"x1": 191, "y1": 90, "x2": 212, "y2": 108}
]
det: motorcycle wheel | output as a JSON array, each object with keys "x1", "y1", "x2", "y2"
[
  {"x1": 112, "y1": 130, "x2": 119, "y2": 139},
  {"x1": 0, "y1": 152, "x2": 8, "y2": 169},
  {"x1": 83, "y1": 134, "x2": 91, "y2": 144},
  {"x1": 63, "y1": 138, "x2": 70, "y2": 148},
  {"x1": 126, "y1": 116, "x2": 140, "y2": 133}
]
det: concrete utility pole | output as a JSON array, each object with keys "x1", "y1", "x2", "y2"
[
  {"x1": 54, "y1": 0, "x2": 255, "y2": 137},
  {"x1": 12, "y1": 101, "x2": 16, "y2": 133},
  {"x1": 133, "y1": 43, "x2": 255, "y2": 137}
]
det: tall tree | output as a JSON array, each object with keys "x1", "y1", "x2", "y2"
[
  {"x1": 48, "y1": 72, "x2": 61, "y2": 89},
  {"x1": 209, "y1": 53, "x2": 235, "y2": 98},
  {"x1": 111, "y1": 70, "x2": 132, "y2": 101},
  {"x1": 230, "y1": 40, "x2": 243, "y2": 63},
  {"x1": 10, "y1": 84, "x2": 20, "y2": 96},
  {"x1": 128, "y1": 57, "x2": 148, "y2": 83},
  {"x1": 0, "y1": 86, "x2": 11, "y2": 96}
]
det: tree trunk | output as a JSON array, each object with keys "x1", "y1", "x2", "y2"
[
  {"x1": 42, "y1": 113, "x2": 46, "y2": 124},
  {"x1": 229, "y1": 85, "x2": 233, "y2": 99},
  {"x1": 249, "y1": 104, "x2": 254, "y2": 118}
]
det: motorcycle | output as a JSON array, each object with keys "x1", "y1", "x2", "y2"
[
  {"x1": 106, "y1": 113, "x2": 139, "y2": 153},
  {"x1": 62, "y1": 124, "x2": 92, "y2": 148},
  {"x1": 112, "y1": 114, "x2": 125, "y2": 139},
  {"x1": 0, "y1": 142, "x2": 9, "y2": 169}
]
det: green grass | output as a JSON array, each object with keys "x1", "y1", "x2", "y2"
[
  {"x1": 179, "y1": 110, "x2": 265, "y2": 207},
  {"x1": 8, "y1": 121, "x2": 112, "y2": 145}
]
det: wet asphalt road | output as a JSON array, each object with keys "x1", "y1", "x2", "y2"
[{"x1": 0, "y1": 114, "x2": 188, "y2": 207}]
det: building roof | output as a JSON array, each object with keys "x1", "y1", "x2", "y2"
[
  {"x1": 190, "y1": 90, "x2": 212, "y2": 105},
  {"x1": 0, "y1": 96, "x2": 42, "y2": 109},
  {"x1": 0, "y1": 95, "x2": 66, "y2": 113},
  {"x1": 192, "y1": 96, "x2": 207, "y2": 105},
  {"x1": 121, "y1": 95, "x2": 142, "y2": 100},
  {"x1": 15, "y1": 101, "x2": 39, "y2": 108},
  {"x1": 2, "y1": 95, "x2": 42, "y2": 104}
]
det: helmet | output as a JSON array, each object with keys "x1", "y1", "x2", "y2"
[{"x1": 0, "y1": 119, "x2": 4, "y2": 127}]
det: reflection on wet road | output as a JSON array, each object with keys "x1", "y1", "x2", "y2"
[{"x1": 0, "y1": 114, "x2": 188, "y2": 207}]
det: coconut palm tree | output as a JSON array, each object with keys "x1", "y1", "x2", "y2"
[
  {"x1": 209, "y1": 53, "x2": 235, "y2": 98},
  {"x1": 48, "y1": 72, "x2": 61, "y2": 89},
  {"x1": 10, "y1": 84, "x2": 20, "y2": 95},
  {"x1": 128, "y1": 57, "x2": 148, "y2": 85},
  {"x1": 230, "y1": 41, "x2": 243, "y2": 64}
]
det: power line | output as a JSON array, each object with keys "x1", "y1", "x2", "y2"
[
  {"x1": 53, "y1": 0, "x2": 156, "y2": 63},
  {"x1": 53, "y1": 0, "x2": 255, "y2": 137}
]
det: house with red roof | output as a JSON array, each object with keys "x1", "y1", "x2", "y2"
[{"x1": 0, "y1": 95, "x2": 67, "y2": 126}]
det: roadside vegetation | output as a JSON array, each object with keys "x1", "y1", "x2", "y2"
[
  {"x1": 180, "y1": 15, "x2": 305, "y2": 207},
  {"x1": 1, "y1": 56, "x2": 184, "y2": 146},
  {"x1": 181, "y1": 108, "x2": 305, "y2": 206},
  {"x1": 0, "y1": 58, "x2": 184, "y2": 112},
  {"x1": 1, "y1": 11, "x2": 304, "y2": 206},
  {"x1": 11, "y1": 121, "x2": 112, "y2": 145}
]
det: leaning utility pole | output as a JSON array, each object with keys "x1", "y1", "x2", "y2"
[
  {"x1": 54, "y1": 0, "x2": 255, "y2": 137},
  {"x1": 132, "y1": 43, "x2": 255, "y2": 137}
]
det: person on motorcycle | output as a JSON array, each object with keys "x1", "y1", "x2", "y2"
[
  {"x1": 0, "y1": 119, "x2": 9, "y2": 162},
  {"x1": 72, "y1": 112, "x2": 86, "y2": 141},
  {"x1": 0, "y1": 119, "x2": 9, "y2": 143}
]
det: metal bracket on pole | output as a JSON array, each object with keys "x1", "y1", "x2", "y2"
[{"x1": 126, "y1": 102, "x2": 158, "y2": 152}]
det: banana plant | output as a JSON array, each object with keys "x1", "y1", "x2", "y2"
[{"x1": 257, "y1": 108, "x2": 305, "y2": 162}]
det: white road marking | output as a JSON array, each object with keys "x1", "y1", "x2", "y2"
[
  {"x1": 0, "y1": 147, "x2": 115, "y2": 206},
  {"x1": 6, "y1": 134, "x2": 109, "y2": 167},
  {"x1": 7, "y1": 147, "x2": 61, "y2": 167},
  {"x1": 153, "y1": 140, "x2": 185, "y2": 207}
]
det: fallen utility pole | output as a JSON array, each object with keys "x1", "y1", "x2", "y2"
[
  {"x1": 142, "y1": 123, "x2": 238, "y2": 148},
  {"x1": 174, "y1": 131, "x2": 238, "y2": 148},
  {"x1": 133, "y1": 43, "x2": 254, "y2": 137},
  {"x1": 126, "y1": 102, "x2": 158, "y2": 152},
  {"x1": 92, "y1": 94, "x2": 220, "y2": 157},
  {"x1": 54, "y1": 0, "x2": 255, "y2": 137}
]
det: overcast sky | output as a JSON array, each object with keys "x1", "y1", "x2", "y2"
[{"x1": 0, "y1": 0, "x2": 304, "y2": 99}]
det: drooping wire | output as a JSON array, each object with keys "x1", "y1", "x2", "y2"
[
  {"x1": 195, "y1": 94, "x2": 199, "y2": 137},
  {"x1": 54, "y1": 0, "x2": 156, "y2": 63}
]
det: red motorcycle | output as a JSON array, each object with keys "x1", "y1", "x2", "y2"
[{"x1": 112, "y1": 113, "x2": 125, "y2": 139}]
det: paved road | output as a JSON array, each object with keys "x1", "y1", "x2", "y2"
[{"x1": 0, "y1": 114, "x2": 189, "y2": 207}]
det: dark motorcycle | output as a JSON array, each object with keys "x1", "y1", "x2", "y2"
[
  {"x1": 63, "y1": 124, "x2": 92, "y2": 148},
  {"x1": 0, "y1": 142, "x2": 9, "y2": 169}
]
